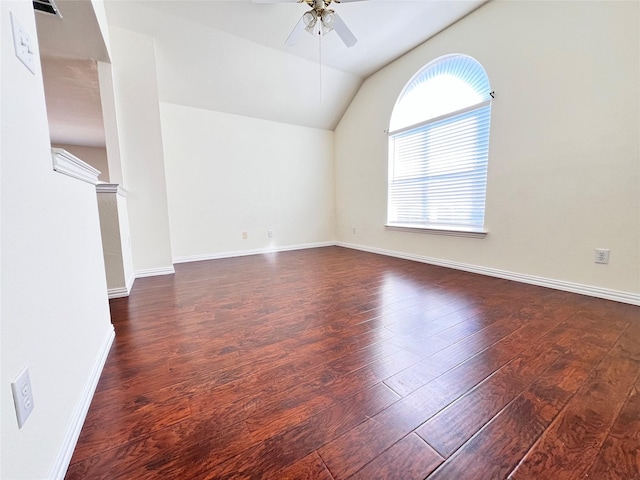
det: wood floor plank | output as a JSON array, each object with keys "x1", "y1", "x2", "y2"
[
  {"x1": 318, "y1": 418, "x2": 407, "y2": 480},
  {"x1": 70, "y1": 392, "x2": 192, "y2": 464},
  {"x1": 425, "y1": 339, "x2": 609, "y2": 480},
  {"x1": 244, "y1": 366, "x2": 403, "y2": 441},
  {"x1": 416, "y1": 320, "x2": 578, "y2": 457},
  {"x1": 192, "y1": 335, "x2": 402, "y2": 416},
  {"x1": 195, "y1": 383, "x2": 396, "y2": 479},
  {"x1": 346, "y1": 433, "x2": 443, "y2": 480},
  {"x1": 382, "y1": 300, "x2": 551, "y2": 397},
  {"x1": 64, "y1": 247, "x2": 640, "y2": 480},
  {"x1": 509, "y1": 344, "x2": 640, "y2": 479},
  {"x1": 264, "y1": 452, "x2": 334, "y2": 480},
  {"x1": 374, "y1": 300, "x2": 570, "y2": 436},
  {"x1": 382, "y1": 304, "x2": 482, "y2": 336},
  {"x1": 248, "y1": 382, "x2": 399, "y2": 443},
  {"x1": 584, "y1": 376, "x2": 640, "y2": 479},
  {"x1": 66, "y1": 417, "x2": 254, "y2": 480}
]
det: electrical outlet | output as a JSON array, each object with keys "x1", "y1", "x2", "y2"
[
  {"x1": 10, "y1": 12, "x2": 36, "y2": 74},
  {"x1": 267, "y1": 229, "x2": 273, "y2": 238},
  {"x1": 352, "y1": 226, "x2": 356, "y2": 234},
  {"x1": 594, "y1": 248, "x2": 610, "y2": 264},
  {"x1": 11, "y1": 367, "x2": 34, "y2": 428},
  {"x1": 242, "y1": 231, "x2": 248, "y2": 240}
]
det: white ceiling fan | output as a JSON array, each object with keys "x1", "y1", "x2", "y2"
[{"x1": 255, "y1": 0, "x2": 363, "y2": 48}]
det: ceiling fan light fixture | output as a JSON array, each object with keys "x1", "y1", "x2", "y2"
[
  {"x1": 303, "y1": 10, "x2": 317, "y2": 28},
  {"x1": 321, "y1": 9, "x2": 335, "y2": 29},
  {"x1": 283, "y1": 1, "x2": 358, "y2": 48}
]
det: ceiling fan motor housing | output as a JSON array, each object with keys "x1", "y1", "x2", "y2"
[{"x1": 307, "y1": 0, "x2": 334, "y2": 11}]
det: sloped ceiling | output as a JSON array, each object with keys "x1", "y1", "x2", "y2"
[
  {"x1": 41, "y1": 58, "x2": 106, "y2": 147},
  {"x1": 106, "y1": 0, "x2": 363, "y2": 131},
  {"x1": 37, "y1": 0, "x2": 486, "y2": 147},
  {"x1": 35, "y1": 0, "x2": 109, "y2": 61},
  {"x1": 145, "y1": 1, "x2": 486, "y2": 78},
  {"x1": 35, "y1": 0, "x2": 109, "y2": 147}
]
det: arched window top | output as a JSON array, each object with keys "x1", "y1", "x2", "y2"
[
  {"x1": 390, "y1": 54, "x2": 491, "y2": 132},
  {"x1": 387, "y1": 54, "x2": 492, "y2": 233}
]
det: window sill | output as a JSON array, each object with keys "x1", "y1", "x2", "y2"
[{"x1": 385, "y1": 224, "x2": 487, "y2": 239}]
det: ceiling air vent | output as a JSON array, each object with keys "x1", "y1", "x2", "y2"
[{"x1": 33, "y1": 0, "x2": 61, "y2": 17}]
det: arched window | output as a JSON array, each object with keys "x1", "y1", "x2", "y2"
[{"x1": 387, "y1": 54, "x2": 492, "y2": 234}]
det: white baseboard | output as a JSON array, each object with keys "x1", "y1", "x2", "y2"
[
  {"x1": 107, "y1": 274, "x2": 136, "y2": 299},
  {"x1": 126, "y1": 273, "x2": 135, "y2": 293},
  {"x1": 134, "y1": 266, "x2": 175, "y2": 278},
  {"x1": 49, "y1": 325, "x2": 115, "y2": 480},
  {"x1": 172, "y1": 241, "x2": 335, "y2": 264},
  {"x1": 337, "y1": 242, "x2": 640, "y2": 306},
  {"x1": 107, "y1": 286, "x2": 128, "y2": 299}
]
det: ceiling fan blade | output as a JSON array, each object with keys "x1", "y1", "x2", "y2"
[
  {"x1": 331, "y1": 12, "x2": 357, "y2": 47},
  {"x1": 286, "y1": 16, "x2": 307, "y2": 46}
]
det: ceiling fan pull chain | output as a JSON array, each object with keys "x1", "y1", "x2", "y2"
[{"x1": 318, "y1": 29, "x2": 322, "y2": 102}]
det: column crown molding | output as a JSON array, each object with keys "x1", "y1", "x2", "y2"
[
  {"x1": 96, "y1": 183, "x2": 127, "y2": 196},
  {"x1": 51, "y1": 148, "x2": 100, "y2": 185}
]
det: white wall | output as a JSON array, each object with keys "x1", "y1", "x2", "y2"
[
  {"x1": 1, "y1": 2, "x2": 113, "y2": 478},
  {"x1": 161, "y1": 103, "x2": 335, "y2": 260},
  {"x1": 96, "y1": 188, "x2": 134, "y2": 295},
  {"x1": 90, "y1": 0, "x2": 111, "y2": 61},
  {"x1": 53, "y1": 144, "x2": 109, "y2": 182},
  {"x1": 109, "y1": 26, "x2": 173, "y2": 275},
  {"x1": 116, "y1": 191, "x2": 134, "y2": 290},
  {"x1": 98, "y1": 61, "x2": 124, "y2": 185},
  {"x1": 97, "y1": 191, "x2": 124, "y2": 288},
  {"x1": 104, "y1": 4, "x2": 340, "y2": 264},
  {"x1": 335, "y1": 1, "x2": 640, "y2": 298}
]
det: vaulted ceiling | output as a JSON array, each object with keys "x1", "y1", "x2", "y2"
[
  {"x1": 36, "y1": 0, "x2": 486, "y2": 147},
  {"x1": 144, "y1": 0, "x2": 486, "y2": 78}
]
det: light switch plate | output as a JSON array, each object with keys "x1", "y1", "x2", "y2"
[{"x1": 10, "y1": 12, "x2": 36, "y2": 74}]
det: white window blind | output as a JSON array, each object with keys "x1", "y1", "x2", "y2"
[{"x1": 388, "y1": 55, "x2": 492, "y2": 232}]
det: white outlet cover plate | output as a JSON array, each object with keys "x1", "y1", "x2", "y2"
[
  {"x1": 10, "y1": 12, "x2": 37, "y2": 74},
  {"x1": 11, "y1": 367, "x2": 35, "y2": 428},
  {"x1": 595, "y1": 248, "x2": 610, "y2": 264}
]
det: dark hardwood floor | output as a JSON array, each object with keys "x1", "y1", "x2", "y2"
[{"x1": 65, "y1": 246, "x2": 640, "y2": 479}]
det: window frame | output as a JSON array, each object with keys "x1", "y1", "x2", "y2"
[{"x1": 386, "y1": 55, "x2": 491, "y2": 238}]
